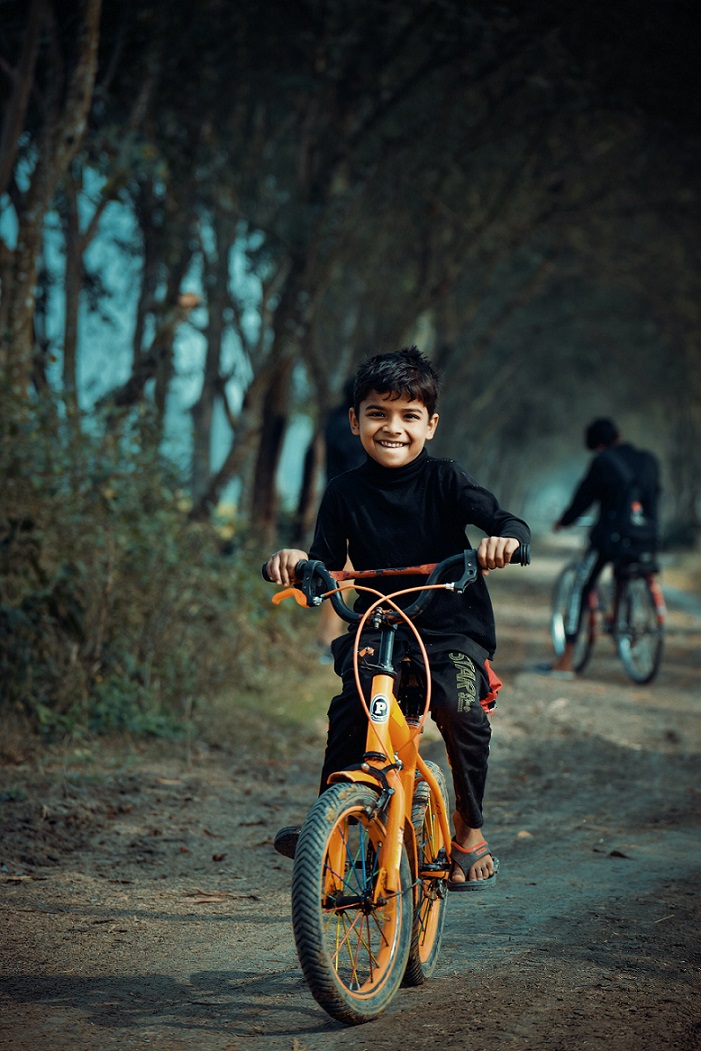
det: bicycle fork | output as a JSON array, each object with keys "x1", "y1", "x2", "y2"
[{"x1": 328, "y1": 668, "x2": 452, "y2": 895}]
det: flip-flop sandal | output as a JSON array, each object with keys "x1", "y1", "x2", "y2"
[{"x1": 448, "y1": 839, "x2": 499, "y2": 892}]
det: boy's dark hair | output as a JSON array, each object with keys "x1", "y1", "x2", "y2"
[
  {"x1": 585, "y1": 417, "x2": 619, "y2": 450},
  {"x1": 353, "y1": 346, "x2": 441, "y2": 416}
]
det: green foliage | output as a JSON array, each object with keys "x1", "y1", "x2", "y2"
[{"x1": 0, "y1": 390, "x2": 285, "y2": 739}]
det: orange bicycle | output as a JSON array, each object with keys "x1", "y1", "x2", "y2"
[{"x1": 265, "y1": 545, "x2": 530, "y2": 1025}]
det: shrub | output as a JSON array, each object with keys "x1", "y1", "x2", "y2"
[{"x1": 0, "y1": 391, "x2": 288, "y2": 739}]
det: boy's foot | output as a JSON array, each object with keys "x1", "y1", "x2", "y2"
[
  {"x1": 448, "y1": 838, "x2": 499, "y2": 891},
  {"x1": 450, "y1": 816, "x2": 498, "y2": 889},
  {"x1": 273, "y1": 826, "x2": 300, "y2": 859}
]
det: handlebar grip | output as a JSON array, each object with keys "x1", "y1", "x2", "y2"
[
  {"x1": 261, "y1": 560, "x2": 312, "y2": 583},
  {"x1": 510, "y1": 544, "x2": 531, "y2": 566}
]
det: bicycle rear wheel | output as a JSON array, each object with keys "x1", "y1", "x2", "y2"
[
  {"x1": 551, "y1": 563, "x2": 594, "y2": 672},
  {"x1": 291, "y1": 782, "x2": 412, "y2": 1025},
  {"x1": 403, "y1": 760, "x2": 450, "y2": 986},
  {"x1": 615, "y1": 577, "x2": 664, "y2": 684}
]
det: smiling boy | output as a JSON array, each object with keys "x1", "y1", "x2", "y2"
[{"x1": 265, "y1": 347, "x2": 530, "y2": 888}]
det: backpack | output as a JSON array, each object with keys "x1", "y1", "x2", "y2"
[{"x1": 599, "y1": 448, "x2": 658, "y2": 563}]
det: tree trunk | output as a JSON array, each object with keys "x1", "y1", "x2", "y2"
[
  {"x1": 248, "y1": 358, "x2": 294, "y2": 544},
  {"x1": 191, "y1": 213, "x2": 237, "y2": 502},
  {"x1": 0, "y1": 0, "x2": 103, "y2": 393},
  {"x1": 0, "y1": 0, "x2": 46, "y2": 198},
  {"x1": 189, "y1": 375, "x2": 268, "y2": 521},
  {"x1": 59, "y1": 173, "x2": 82, "y2": 417},
  {"x1": 293, "y1": 427, "x2": 324, "y2": 548}
]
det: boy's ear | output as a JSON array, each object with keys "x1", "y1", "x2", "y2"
[
  {"x1": 426, "y1": 413, "x2": 439, "y2": 439},
  {"x1": 349, "y1": 407, "x2": 360, "y2": 434}
]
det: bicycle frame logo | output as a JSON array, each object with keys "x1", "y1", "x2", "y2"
[{"x1": 370, "y1": 694, "x2": 390, "y2": 723}]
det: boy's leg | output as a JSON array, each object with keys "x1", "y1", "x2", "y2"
[
  {"x1": 317, "y1": 631, "x2": 379, "y2": 794},
  {"x1": 318, "y1": 678, "x2": 369, "y2": 793},
  {"x1": 425, "y1": 649, "x2": 496, "y2": 883},
  {"x1": 274, "y1": 634, "x2": 372, "y2": 859}
]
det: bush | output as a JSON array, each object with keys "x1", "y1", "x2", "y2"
[{"x1": 0, "y1": 391, "x2": 288, "y2": 739}]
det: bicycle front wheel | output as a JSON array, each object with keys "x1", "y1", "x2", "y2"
[
  {"x1": 551, "y1": 563, "x2": 594, "y2": 672},
  {"x1": 403, "y1": 760, "x2": 450, "y2": 986},
  {"x1": 615, "y1": 577, "x2": 664, "y2": 684},
  {"x1": 291, "y1": 782, "x2": 413, "y2": 1026}
]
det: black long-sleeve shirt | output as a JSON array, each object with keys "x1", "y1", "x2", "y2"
[
  {"x1": 308, "y1": 450, "x2": 531, "y2": 663},
  {"x1": 560, "y1": 442, "x2": 660, "y2": 549}
]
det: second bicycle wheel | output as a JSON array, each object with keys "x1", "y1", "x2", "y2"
[
  {"x1": 291, "y1": 782, "x2": 413, "y2": 1025},
  {"x1": 551, "y1": 562, "x2": 594, "y2": 672},
  {"x1": 403, "y1": 760, "x2": 450, "y2": 987},
  {"x1": 615, "y1": 577, "x2": 663, "y2": 684}
]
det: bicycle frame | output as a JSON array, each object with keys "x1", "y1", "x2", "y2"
[
  {"x1": 585, "y1": 565, "x2": 665, "y2": 639},
  {"x1": 326, "y1": 628, "x2": 453, "y2": 895},
  {"x1": 275, "y1": 578, "x2": 454, "y2": 893}
]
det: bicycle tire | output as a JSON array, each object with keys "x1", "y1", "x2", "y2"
[
  {"x1": 551, "y1": 563, "x2": 594, "y2": 672},
  {"x1": 615, "y1": 577, "x2": 664, "y2": 684},
  {"x1": 403, "y1": 760, "x2": 450, "y2": 987},
  {"x1": 291, "y1": 782, "x2": 413, "y2": 1025}
]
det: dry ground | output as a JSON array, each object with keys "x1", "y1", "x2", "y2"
[{"x1": 1, "y1": 538, "x2": 699, "y2": 1050}]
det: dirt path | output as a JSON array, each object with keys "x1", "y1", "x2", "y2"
[{"x1": 1, "y1": 543, "x2": 699, "y2": 1050}]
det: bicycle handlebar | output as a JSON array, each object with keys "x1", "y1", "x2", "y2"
[{"x1": 262, "y1": 544, "x2": 530, "y2": 625}]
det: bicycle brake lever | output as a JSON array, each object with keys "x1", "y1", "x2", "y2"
[
  {"x1": 449, "y1": 550, "x2": 479, "y2": 592},
  {"x1": 297, "y1": 559, "x2": 326, "y2": 606},
  {"x1": 272, "y1": 587, "x2": 310, "y2": 607}
]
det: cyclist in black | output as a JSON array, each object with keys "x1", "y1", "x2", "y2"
[
  {"x1": 543, "y1": 417, "x2": 660, "y2": 677},
  {"x1": 266, "y1": 347, "x2": 530, "y2": 887}
]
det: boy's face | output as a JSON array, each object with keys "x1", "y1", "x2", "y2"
[{"x1": 349, "y1": 390, "x2": 439, "y2": 469}]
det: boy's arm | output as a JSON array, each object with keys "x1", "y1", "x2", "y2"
[
  {"x1": 265, "y1": 483, "x2": 349, "y2": 587},
  {"x1": 449, "y1": 465, "x2": 529, "y2": 571},
  {"x1": 265, "y1": 549, "x2": 308, "y2": 587}
]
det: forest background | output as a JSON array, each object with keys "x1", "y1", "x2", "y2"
[{"x1": 0, "y1": 0, "x2": 699, "y2": 742}]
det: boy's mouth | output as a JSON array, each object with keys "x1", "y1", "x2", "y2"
[{"x1": 377, "y1": 440, "x2": 407, "y2": 448}]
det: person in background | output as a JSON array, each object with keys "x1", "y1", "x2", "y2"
[
  {"x1": 316, "y1": 379, "x2": 365, "y2": 656},
  {"x1": 542, "y1": 417, "x2": 660, "y2": 678}
]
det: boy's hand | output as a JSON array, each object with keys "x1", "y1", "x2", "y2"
[
  {"x1": 477, "y1": 536, "x2": 520, "y2": 574},
  {"x1": 265, "y1": 549, "x2": 308, "y2": 587}
]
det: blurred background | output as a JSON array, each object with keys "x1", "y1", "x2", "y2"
[{"x1": 1, "y1": 0, "x2": 698, "y2": 739}]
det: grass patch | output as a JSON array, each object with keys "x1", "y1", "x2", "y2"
[{"x1": 194, "y1": 629, "x2": 337, "y2": 759}]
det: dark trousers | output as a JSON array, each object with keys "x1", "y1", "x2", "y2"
[{"x1": 319, "y1": 631, "x2": 493, "y2": 830}]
